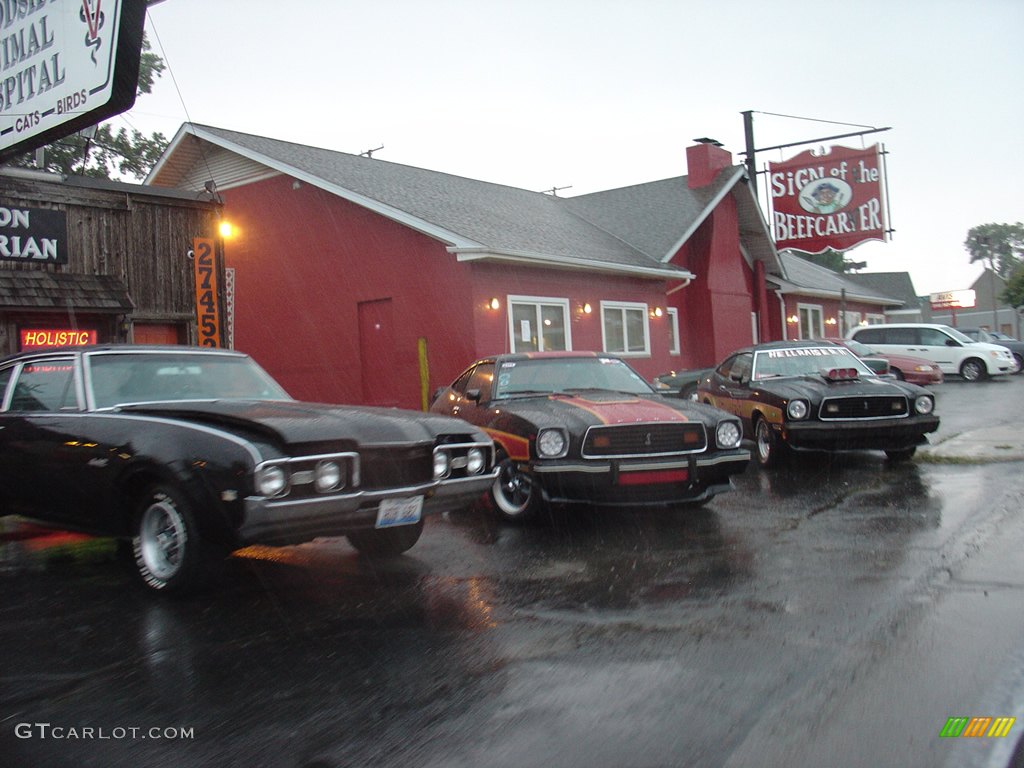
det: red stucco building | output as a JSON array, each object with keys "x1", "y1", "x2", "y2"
[{"x1": 148, "y1": 125, "x2": 905, "y2": 410}]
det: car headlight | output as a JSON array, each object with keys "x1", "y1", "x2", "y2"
[
  {"x1": 466, "y1": 447, "x2": 486, "y2": 474},
  {"x1": 716, "y1": 420, "x2": 742, "y2": 449},
  {"x1": 914, "y1": 395, "x2": 934, "y2": 415},
  {"x1": 537, "y1": 428, "x2": 568, "y2": 458},
  {"x1": 314, "y1": 460, "x2": 344, "y2": 493},
  {"x1": 433, "y1": 451, "x2": 451, "y2": 479},
  {"x1": 787, "y1": 399, "x2": 809, "y2": 420},
  {"x1": 256, "y1": 465, "x2": 288, "y2": 497}
]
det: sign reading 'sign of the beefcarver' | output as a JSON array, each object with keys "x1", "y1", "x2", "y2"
[
  {"x1": 0, "y1": 0, "x2": 147, "y2": 162},
  {"x1": 769, "y1": 144, "x2": 888, "y2": 254}
]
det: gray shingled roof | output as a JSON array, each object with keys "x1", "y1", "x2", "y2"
[
  {"x1": 770, "y1": 253, "x2": 903, "y2": 305},
  {"x1": 562, "y1": 171, "x2": 740, "y2": 260},
  {"x1": 0, "y1": 271, "x2": 134, "y2": 312},
  {"x1": 161, "y1": 125, "x2": 677, "y2": 275},
  {"x1": 844, "y1": 272, "x2": 922, "y2": 309},
  {"x1": 150, "y1": 124, "x2": 779, "y2": 279}
]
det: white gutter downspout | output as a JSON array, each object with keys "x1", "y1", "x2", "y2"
[
  {"x1": 666, "y1": 277, "x2": 693, "y2": 295},
  {"x1": 775, "y1": 289, "x2": 789, "y2": 340}
]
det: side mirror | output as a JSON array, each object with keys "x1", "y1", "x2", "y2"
[
  {"x1": 945, "y1": 339, "x2": 960, "y2": 347},
  {"x1": 466, "y1": 388, "x2": 482, "y2": 403},
  {"x1": 431, "y1": 387, "x2": 447, "y2": 404}
]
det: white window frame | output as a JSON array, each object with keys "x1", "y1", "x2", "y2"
[
  {"x1": 600, "y1": 301, "x2": 650, "y2": 356},
  {"x1": 507, "y1": 295, "x2": 572, "y2": 353},
  {"x1": 797, "y1": 303, "x2": 824, "y2": 340},
  {"x1": 667, "y1": 307, "x2": 681, "y2": 355},
  {"x1": 865, "y1": 313, "x2": 887, "y2": 325}
]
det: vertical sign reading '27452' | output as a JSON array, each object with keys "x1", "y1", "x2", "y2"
[{"x1": 192, "y1": 238, "x2": 221, "y2": 347}]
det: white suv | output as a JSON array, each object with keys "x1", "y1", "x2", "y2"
[{"x1": 848, "y1": 323, "x2": 1015, "y2": 381}]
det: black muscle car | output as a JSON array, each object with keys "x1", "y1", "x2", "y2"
[
  {"x1": 694, "y1": 341, "x2": 940, "y2": 467},
  {"x1": 430, "y1": 352, "x2": 749, "y2": 521},
  {"x1": 0, "y1": 346, "x2": 496, "y2": 593}
]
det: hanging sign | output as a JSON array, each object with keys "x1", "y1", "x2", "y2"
[
  {"x1": 0, "y1": 0, "x2": 147, "y2": 162},
  {"x1": 192, "y1": 237, "x2": 221, "y2": 347},
  {"x1": 769, "y1": 144, "x2": 888, "y2": 254}
]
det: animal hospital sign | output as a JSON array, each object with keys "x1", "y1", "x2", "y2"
[
  {"x1": 770, "y1": 144, "x2": 888, "y2": 254},
  {"x1": 0, "y1": 205, "x2": 67, "y2": 263},
  {"x1": 0, "y1": 0, "x2": 146, "y2": 161}
]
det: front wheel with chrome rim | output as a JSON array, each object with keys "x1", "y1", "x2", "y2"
[
  {"x1": 133, "y1": 484, "x2": 214, "y2": 595},
  {"x1": 490, "y1": 453, "x2": 543, "y2": 522},
  {"x1": 754, "y1": 416, "x2": 787, "y2": 468},
  {"x1": 959, "y1": 358, "x2": 987, "y2": 382}
]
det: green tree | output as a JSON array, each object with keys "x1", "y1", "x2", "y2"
[
  {"x1": 964, "y1": 222, "x2": 1024, "y2": 279},
  {"x1": 1002, "y1": 265, "x2": 1024, "y2": 309},
  {"x1": 6, "y1": 35, "x2": 168, "y2": 181}
]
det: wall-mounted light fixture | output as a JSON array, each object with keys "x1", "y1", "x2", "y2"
[
  {"x1": 650, "y1": 306, "x2": 664, "y2": 318},
  {"x1": 578, "y1": 302, "x2": 592, "y2": 315},
  {"x1": 787, "y1": 315, "x2": 799, "y2": 324},
  {"x1": 488, "y1": 297, "x2": 500, "y2": 311},
  {"x1": 825, "y1": 317, "x2": 837, "y2": 326},
  {"x1": 219, "y1": 221, "x2": 235, "y2": 239}
]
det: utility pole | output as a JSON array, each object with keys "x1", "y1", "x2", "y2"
[{"x1": 742, "y1": 111, "x2": 757, "y2": 195}]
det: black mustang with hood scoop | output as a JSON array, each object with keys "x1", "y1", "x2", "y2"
[
  {"x1": 0, "y1": 346, "x2": 496, "y2": 594},
  {"x1": 694, "y1": 340, "x2": 940, "y2": 467}
]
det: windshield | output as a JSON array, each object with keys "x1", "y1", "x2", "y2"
[
  {"x1": 940, "y1": 326, "x2": 976, "y2": 344},
  {"x1": 88, "y1": 352, "x2": 292, "y2": 408},
  {"x1": 752, "y1": 347, "x2": 874, "y2": 379},
  {"x1": 493, "y1": 357, "x2": 654, "y2": 398},
  {"x1": 842, "y1": 339, "x2": 877, "y2": 357}
]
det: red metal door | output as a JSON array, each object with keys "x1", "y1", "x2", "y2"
[{"x1": 358, "y1": 299, "x2": 398, "y2": 406}]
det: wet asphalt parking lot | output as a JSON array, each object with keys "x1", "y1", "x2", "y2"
[{"x1": 2, "y1": 373, "x2": 1024, "y2": 768}]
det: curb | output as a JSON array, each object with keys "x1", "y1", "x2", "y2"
[{"x1": 918, "y1": 426, "x2": 1024, "y2": 464}]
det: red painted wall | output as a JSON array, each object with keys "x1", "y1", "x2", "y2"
[
  {"x1": 222, "y1": 176, "x2": 478, "y2": 407},
  {"x1": 668, "y1": 202, "x2": 758, "y2": 369},
  {"x1": 220, "y1": 176, "x2": 683, "y2": 409},
  {"x1": 779, "y1": 295, "x2": 887, "y2": 339},
  {"x1": 459, "y1": 261, "x2": 680, "y2": 385}
]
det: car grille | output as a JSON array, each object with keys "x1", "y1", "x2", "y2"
[
  {"x1": 582, "y1": 422, "x2": 707, "y2": 458},
  {"x1": 359, "y1": 446, "x2": 434, "y2": 489},
  {"x1": 818, "y1": 395, "x2": 909, "y2": 420}
]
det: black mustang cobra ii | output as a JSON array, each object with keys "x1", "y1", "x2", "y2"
[
  {"x1": 0, "y1": 346, "x2": 496, "y2": 594},
  {"x1": 431, "y1": 352, "x2": 750, "y2": 521},
  {"x1": 695, "y1": 340, "x2": 941, "y2": 467}
]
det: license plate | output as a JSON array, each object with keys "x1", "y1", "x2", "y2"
[{"x1": 375, "y1": 496, "x2": 423, "y2": 528}]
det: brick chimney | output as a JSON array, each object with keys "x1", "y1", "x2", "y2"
[{"x1": 687, "y1": 138, "x2": 733, "y2": 188}]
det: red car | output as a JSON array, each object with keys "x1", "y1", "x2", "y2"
[{"x1": 825, "y1": 338, "x2": 944, "y2": 386}]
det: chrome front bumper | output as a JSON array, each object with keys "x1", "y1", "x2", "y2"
[{"x1": 237, "y1": 469, "x2": 497, "y2": 546}]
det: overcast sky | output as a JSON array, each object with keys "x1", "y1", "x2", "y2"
[{"x1": 124, "y1": 0, "x2": 1024, "y2": 296}]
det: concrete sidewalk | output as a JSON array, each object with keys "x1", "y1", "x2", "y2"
[{"x1": 919, "y1": 424, "x2": 1024, "y2": 463}]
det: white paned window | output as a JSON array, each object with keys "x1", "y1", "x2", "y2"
[
  {"x1": 601, "y1": 301, "x2": 650, "y2": 356},
  {"x1": 508, "y1": 296, "x2": 571, "y2": 352},
  {"x1": 797, "y1": 303, "x2": 824, "y2": 339},
  {"x1": 667, "y1": 307, "x2": 681, "y2": 355}
]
